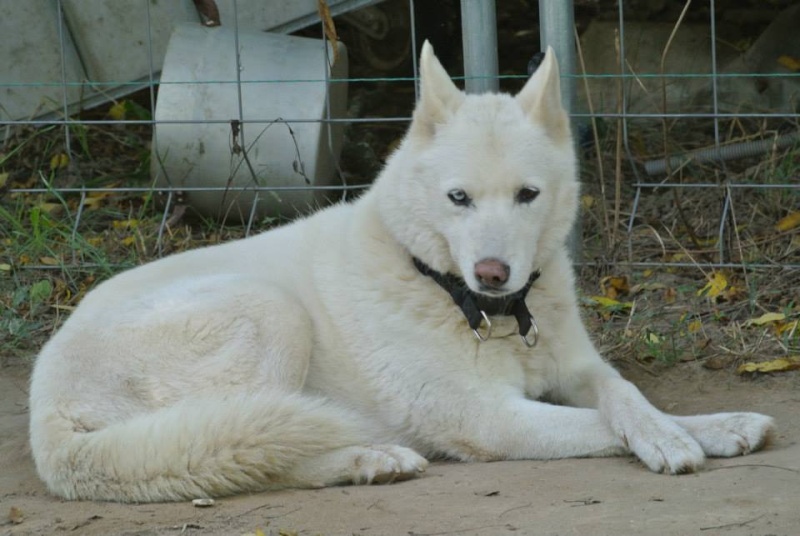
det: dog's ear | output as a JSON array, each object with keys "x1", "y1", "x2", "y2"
[
  {"x1": 410, "y1": 40, "x2": 464, "y2": 138},
  {"x1": 516, "y1": 46, "x2": 570, "y2": 143}
]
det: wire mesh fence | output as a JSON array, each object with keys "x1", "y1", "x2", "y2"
[{"x1": 1, "y1": 0, "x2": 798, "y2": 275}]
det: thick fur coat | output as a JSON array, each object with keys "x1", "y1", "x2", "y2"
[{"x1": 29, "y1": 43, "x2": 774, "y2": 502}]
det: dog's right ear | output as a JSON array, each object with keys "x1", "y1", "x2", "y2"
[{"x1": 410, "y1": 40, "x2": 464, "y2": 139}]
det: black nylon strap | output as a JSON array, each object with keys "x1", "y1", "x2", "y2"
[{"x1": 412, "y1": 257, "x2": 539, "y2": 337}]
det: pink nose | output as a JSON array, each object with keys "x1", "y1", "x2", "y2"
[{"x1": 474, "y1": 258, "x2": 510, "y2": 289}]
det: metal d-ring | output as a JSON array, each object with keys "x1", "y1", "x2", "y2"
[
  {"x1": 472, "y1": 310, "x2": 492, "y2": 342},
  {"x1": 521, "y1": 315, "x2": 539, "y2": 348}
]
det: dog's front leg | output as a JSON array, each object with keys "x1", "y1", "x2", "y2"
[{"x1": 592, "y1": 375, "x2": 707, "y2": 473}]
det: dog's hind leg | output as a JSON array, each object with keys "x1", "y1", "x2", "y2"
[
  {"x1": 30, "y1": 277, "x2": 402, "y2": 502},
  {"x1": 286, "y1": 444, "x2": 429, "y2": 488}
]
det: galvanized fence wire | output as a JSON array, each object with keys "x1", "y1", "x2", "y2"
[
  {"x1": 606, "y1": 0, "x2": 800, "y2": 270},
  {"x1": 1, "y1": 0, "x2": 799, "y2": 271}
]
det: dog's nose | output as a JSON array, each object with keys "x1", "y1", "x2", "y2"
[{"x1": 474, "y1": 258, "x2": 510, "y2": 289}]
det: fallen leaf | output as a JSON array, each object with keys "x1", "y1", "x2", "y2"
[
  {"x1": 8, "y1": 506, "x2": 24, "y2": 524},
  {"x1": 39, "y1": 256, "x2": 60, "y2": 266},
  {"x1": 775, "y1": 211, "x2": 800, "y2": 232},
  {"x1": 317, "y1": 0, "x2": 339, "y2": 66},
  {"x1": 646, "y1": 332, "x2": 661, "y2": 344},
  {"x1": 50, "y1": 152, "x2": 69, "y2": 170},
  {"x1": 777, "y1": 55, "x2": 800, "y2": 71},
  {"x1": 38, "y1": 202, "x2": 63, "y2": 215},
  {"x1": 109, "y1": 101, "x2": 127, "y2": 120},
  {"x1": 0, "y1": 263, "x2": 11, "y2": 271},
  {"x1": 0, "y1": 171, "x2": 8, "y2": 188},
  {"x1": 121, "y1": 236, "x2": 137, "y2": 247},
  {"x1": 687, "y1": 319, "x2": 702, "y2": 333},
  {"x1": 744, "y1": 312, "x2": 786, "y2": 327},
  {"x1": 581, "y1": 195, "x2": 595, "y2": 209},
  {"x1": 703, "y1": 356, "x2": 730, "y2": 370},
  {"x1": 663, "y1": 287, "x2": 677, "y2": 304},
  {"x1": 588, "y1": 296, "x2": 633, "y2": 310},
  {"x1": 737, "y1": 357, "x2": 800, "y2": 375},
  {"x1": 113, "y1": 219, "x2": 139, "y2": 229},
  {"x1": 600, "y1": 275, "x2": 630, "y2": 299},
  {"x1": 697, "y1": 271, "x2": 727, "y2": 299}
]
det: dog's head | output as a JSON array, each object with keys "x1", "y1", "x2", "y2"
[{"x1": 375, "y1": 41, "x2": 579, "y2": 297}]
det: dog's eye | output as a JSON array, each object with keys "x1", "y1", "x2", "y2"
[
  {"x1": 516, "y1": 187, "x2": 540, "y2": 204},
  {"x1": 447, "y1": 189, "x2": 472, "y2": 206}
]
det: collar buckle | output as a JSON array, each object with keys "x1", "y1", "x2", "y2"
[{"x1": 472, "y1": 311, "x2": 492, "y2": 341}]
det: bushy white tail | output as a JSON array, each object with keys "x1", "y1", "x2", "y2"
[{"x1": 30, "y1": 392, "x2": 367, "y2": 502}]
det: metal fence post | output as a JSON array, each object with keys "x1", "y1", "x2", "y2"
[
  {"x1": 460, "y1": 0, "x2": 499, "y2": 93},
  {"x1": 538, "y1": 0, "x2": 580, "y2": 259}
]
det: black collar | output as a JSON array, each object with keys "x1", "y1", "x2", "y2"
[{"x1": 412, "y1": 257, "x2": 540, "y2": 346}]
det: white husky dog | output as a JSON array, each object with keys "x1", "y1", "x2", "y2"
[{"x1": 30, "y1": 43, "x2": 774, "y2": 503}]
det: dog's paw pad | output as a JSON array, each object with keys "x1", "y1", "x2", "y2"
[{"x1": 350, "y1": 445, "x2": 428, "y2": 485}]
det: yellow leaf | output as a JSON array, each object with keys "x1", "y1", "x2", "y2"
[
  {"x1": 744, "y1": 312, "x2": 786, "y2": 327},
  {"x1": 581, "y1": 195, "x2": 595, "y2": 209},
  {"x1": 777, "y1": 320, "x2": 798, "y2": 335},
  {"x1": 317, "y1": 0, "x2": 339, "y2": 66},
  {"x1": 121, "y1": 236, "x2": 136, "y2": 247},
  {"x1": 0, "y1": 263, "x2": 11, "y2": 271},
  {"x1": 777, "y1": 55, "x2": 800, "y2": 71},
  {"x1": 776, "y1": 211, "x2": 800, "y2": 232},
  {"x1": 600, "y1": 275, "x2": 630, "y2": 299},
  {"x1": 642, "y1": 269, "x2": 653, "y2": 278},
  {"x1": 113, "y1": 219, "x2": 140, "y2": 229},
  {"x1": 50, "y1": 153, "x2": 69, "y2": 170},
  {"x1": 737, "y1": 356, "x2": 800, "y2": 375},
  {"x1": 255, "y1": 529, "x2": 267, "y2": 536},
  {"x1": 38, "y1": 202, "x2": 62, "y2": 215},
  {"x1": 697, "y1": 271, "x2": 727, "y2": 298},
  {"x1": 589, "y1": 296, "x2": 633, "y2": 310},
  {"x1": 646, "y1": 332, "x2": 661, "y2": 344},
  {"x1": 109, "y1": 101, "x2": 127, "y2": 120},
  {"x1": 0, "y1": 171, "x2": 8, "y2": 188},
  {"x1": 39, "y1": 256, "x2": 60, "y2": 266},
  {"x1": 687, "y1": 319, "x2": 702, "y2": 333}
]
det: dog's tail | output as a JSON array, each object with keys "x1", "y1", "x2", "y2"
[{"x1": 30, "y1": 391, "x2": 367, "y2": 502}]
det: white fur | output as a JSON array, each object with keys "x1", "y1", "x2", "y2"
[{"x1": 29, "y1": 42, "x2": 774, "y2": 503}]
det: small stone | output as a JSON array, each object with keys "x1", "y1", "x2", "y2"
[{"x1": 192, "y1": 498, "x2": 215, "y2": 507}]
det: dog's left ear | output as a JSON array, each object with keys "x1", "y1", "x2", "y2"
[
  {"x1": 516, "y1": 47, "x2": 571, "y2": 144},
  {"x1": 410, "y1": 40, "x2": 465, "y2": 138}
]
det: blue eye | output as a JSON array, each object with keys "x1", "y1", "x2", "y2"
[
  {"x1": 447, "y1": 189, "x2": 472, "y2": 206},
  {"x1": 516, "y1": 187, "x2": 540, "y2": 204}
]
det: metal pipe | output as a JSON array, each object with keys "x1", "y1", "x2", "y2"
[
  {"x1": 643, "y1": 131, "x2": 800, "y2": 176},
  {"x1": 538, "y1": 0, "x2": 575, "y2": 115},
  {"x1": 539, "y1": 0, "x2": 578, "y2": 258},
  {"x1": 460, "y1": 0, "x2": 499, "y2": 93}
]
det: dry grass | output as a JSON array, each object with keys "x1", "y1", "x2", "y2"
[{"x1": 1, "y1": 91, "x2": 798, "y2": 374}]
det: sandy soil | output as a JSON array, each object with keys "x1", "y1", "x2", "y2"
[{"x1": 1, "y1": 363, "x2": 798, "y2": 536}]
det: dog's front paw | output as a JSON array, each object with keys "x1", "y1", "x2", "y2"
[
  {"x1": 673, "y1": 412, "x2": 776, "y2": 457},
  {"x1": 622, "y1": 415, "x2": 706, "y2": 474}
]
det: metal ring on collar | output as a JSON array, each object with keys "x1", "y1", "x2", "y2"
[
  {"x1": 521, "y1": 315, "x2": 539, "y2": 348},
  {"x1": 472, "y1": 310, "x2": 492, "y2": 342}
]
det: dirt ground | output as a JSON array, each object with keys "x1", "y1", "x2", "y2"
[{"x1": 1, "y1": 363, "x2": 798, "y2": 536}]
